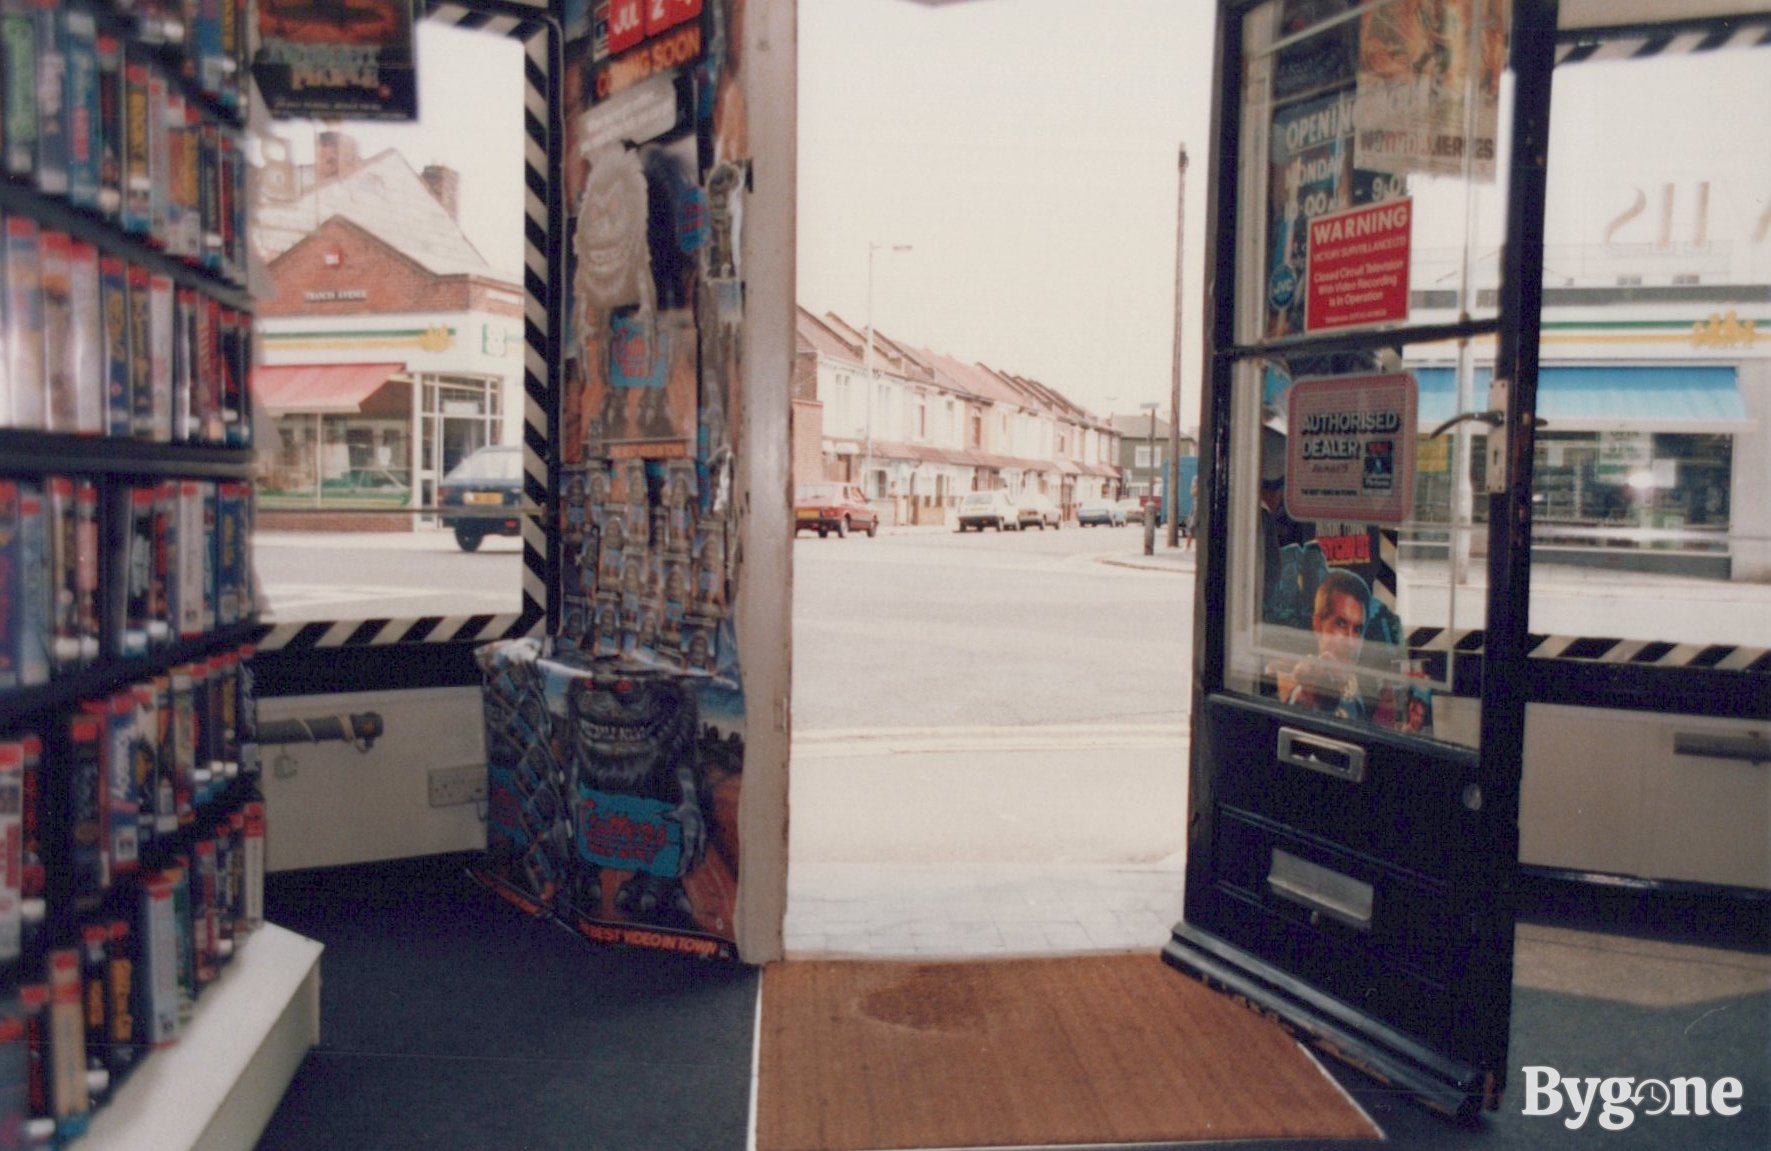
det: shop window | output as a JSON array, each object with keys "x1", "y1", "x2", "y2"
[{"x1": 250, "y1": 21, "x2": 527, "y2": 626}]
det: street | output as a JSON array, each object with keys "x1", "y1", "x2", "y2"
[
  {"x1": 790, "y1": 525, "x2": 1192, "y2": 730},
  {"x1": 254, "y1": 523, "x2": 1197, "y2": 733},
  {"x1": 255, "y1": 529, "x2": 526, "y2": 622}
]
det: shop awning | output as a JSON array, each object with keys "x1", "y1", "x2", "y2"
[
  {"x1": 1415, "y1": 366, "x2": 1747, "y2": 433},
  {"x1": 255, "y1": 363, "x2": 407, "y2": 416}
]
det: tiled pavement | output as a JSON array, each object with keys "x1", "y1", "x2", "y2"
[{"x1": 783, "y1": 858, "x2": 1186, "y2": 958}]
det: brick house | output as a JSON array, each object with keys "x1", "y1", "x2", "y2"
[{"x1": 253, "y1": 130, "x2": 525, "y2": 530}]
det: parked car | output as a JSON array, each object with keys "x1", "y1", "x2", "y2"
[
  {"x1": 956, "y1": 489, "x2": 1018, "y2": 531},
  {"x1": 438, "y1": 445, "x2": 525, "y2": 551},
  {"x1": 1015, "y1": 493, "x2": 1062, "y2": 530},
  {"x1": 1117, "y1": 497, "x2": 1164, "y2": 526},
  {"x1": 1076, "y1": 500, "x2": 1126, "y2": 527},
  {"x1": 794, "y1": 482, "x2": 879, "y2": 538}
]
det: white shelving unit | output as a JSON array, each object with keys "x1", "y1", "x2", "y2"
[{"x1": 79, "y1": 924, "x2": 322, "y2": 1151}]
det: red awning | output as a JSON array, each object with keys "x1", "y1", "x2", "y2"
[{"x1": 254, "y1": 363, "x2": 407, "y2": 416}]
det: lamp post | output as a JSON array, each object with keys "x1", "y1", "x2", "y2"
[
  {"x1": 1167, "y1": 145, "x2": 1188, "y2": 548},
  {"x1": 1141, "y1": 401, "x2": 1160, "y2": 555},
  {"x1": 863, "y1": 242, "x2": 913, "y2": 497}
]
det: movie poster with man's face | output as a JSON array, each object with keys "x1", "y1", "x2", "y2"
[{"x1": 1257, "y1": 368, "x2": 1430, "y2": 736}]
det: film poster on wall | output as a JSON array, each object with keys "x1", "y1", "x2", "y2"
[{"x1": 474, "y1": 0, "x2": 751, "y2": 961}]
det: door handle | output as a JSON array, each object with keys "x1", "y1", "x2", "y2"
[
  {"x1": 1278, "y1": 727, "x2": 1366, "y2": 784},
  {"x1": 1427, "y1": 409, "x2": 1504, "y2": 438}
]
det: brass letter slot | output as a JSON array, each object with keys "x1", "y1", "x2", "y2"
[
  {"x1": 1278, "y1": 727, "x2": 1366, "y2": 784},
  {"x1": 1268, "y1": 849, "x2": 1373, "y2": 931}
]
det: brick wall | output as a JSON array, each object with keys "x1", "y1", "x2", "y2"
[
  {"x1": 791, "y1": 398, "x2": 824, "y2": 489},
  {"x1": 791, "y1": 346, "x2": 820, "y2": 400},
  {"x1": 260, "y1": 219, "x2": 522, "y2": 319}
]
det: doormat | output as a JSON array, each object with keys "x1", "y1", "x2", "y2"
[{"x1": 755, "y1": 953, "x2": 1379, "y2": 1151}]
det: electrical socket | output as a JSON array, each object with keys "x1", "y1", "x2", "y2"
[{"x1": 429, "y1": 764, "x2": 487, "y2": 808}]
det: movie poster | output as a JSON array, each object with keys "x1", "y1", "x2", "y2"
[
  {"x1": 1272, "y1": 0, "x2": 1362, "y2": 105},
  {"x1": 476, "y1": 640, "x2": 742, "y2": 960},
  {"x1": 1266, "y1": 89, "x2": 1358, "y2": 340},
  {"x1": 253, "y1": 0, "x2": 418, "y2": 120},
  {"x1": 1353, "y1": 0, "x2": 1509, "y2": 180},
  {"x1": 1257, "y1": 371, "x2": 1430, "y2": 736},
  {"x1": 476, "y1": 0, "x2": 750, "y2": 959}
]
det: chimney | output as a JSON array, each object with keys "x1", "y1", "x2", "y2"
[
  {"x1": 314, "y1": 130, "x2": 361, "y2": 182},
  {"x1": 422, "y1": 164, "x2": 460, "y2": 220}
]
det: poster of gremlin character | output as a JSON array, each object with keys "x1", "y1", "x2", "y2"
[
  {"x1": 477, "y1": 0, "x2": 749, "y2": 959},
  {"x1": 559, "y1": 669, "x2": 743, "y2": 957}
]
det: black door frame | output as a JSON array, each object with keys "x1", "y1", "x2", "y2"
[{"x1": 1164, "y1": 0, "x2": 1560, "y2": 1120}]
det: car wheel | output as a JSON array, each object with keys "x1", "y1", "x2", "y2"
[
  {"x1": 866, "y1": 520, "x2": 878, "y2": 537},
  {"x1": 994, "y1": 519, "x2": 1003, "y2": 532},
  {"x1": 818, "y1": 527, "x2": 828, "y2": 538},
  {"x1": 837, "y1": 517, "x2": 849, "y2": 538},
  {"x1": 453, "y1": 526, "x2": 484, "y2": 552}
]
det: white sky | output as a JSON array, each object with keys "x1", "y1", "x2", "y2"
[
  {"x1": 797, "y1": 0, "x2": 1217, "y2": 426},
  {"x1": 274, "y1": 6, "x2": 1770, "y2": 433},
  {"x1": 266, "y1": 23, "x2": 529, "y2": 281}
]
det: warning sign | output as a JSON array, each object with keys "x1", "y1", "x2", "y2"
[{"x1": 1305, "y1": 198, "x2": 1412, "y2": 333}]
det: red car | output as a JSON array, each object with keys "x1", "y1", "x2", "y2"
[{"x1": 794, "y1": 482, "x2": 879, "y2": 538}]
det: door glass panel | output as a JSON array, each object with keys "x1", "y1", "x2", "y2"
[
  {"x1": 1527, "y1": 47, "x2": 1771, "y2": 647},
  {"x1": 1235, "y1": 0, "x2": 1512, "y2": 348},
  {"x1": 1224, "y1": 348, "x2": 1488, "y2": 748}
]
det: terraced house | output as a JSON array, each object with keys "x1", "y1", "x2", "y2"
[{"x1": 791, "y1": 306, "x2": 1124, "y2": 525}]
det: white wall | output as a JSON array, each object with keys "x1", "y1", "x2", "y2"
[
  {"x1": 261, "y1": 687, "x2": 488, "y2": 872},
  {"x1": 1522, "y1": 703, "x2": 1771, "y2": 889}
]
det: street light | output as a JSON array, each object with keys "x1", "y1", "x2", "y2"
[
  {"x1": 1167, "y1": 144, "x2": 1188, "y2": 548},
  {"x1": 1140, "y1": 401, "x2": 1160, "y2": 502},
  {"x1": 863, "y1": 242, "x2": 913, "y2": 497},
  {"x1": 1141, "y1": 401, "x2": 1160, "y2": 555}
]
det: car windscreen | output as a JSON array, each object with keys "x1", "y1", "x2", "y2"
[
  {"x1": 961, "y1": 493, "x2": 996, "y2": 506},
  {"x1": 796, "y1": 484, "x2": 839, "y2": 501},
  {"x1": 443, "y1": 448, "x2": 521, "y2": 483}
]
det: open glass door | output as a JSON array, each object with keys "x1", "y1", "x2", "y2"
[{"x1": 1167, "y1": 0, "x2": 1552, "y2": 1120}]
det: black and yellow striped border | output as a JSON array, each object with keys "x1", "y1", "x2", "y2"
[{"x1": 255, "y1": 0, "x2": 560, "y2": 663}]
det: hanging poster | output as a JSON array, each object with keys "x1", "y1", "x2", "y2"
[
  {"x1": 1352, "y1": 0, "x2": 1510, "y2": 180},
  {"x1": 1272, "y1": 0, "x2": 1362, "y2": 105},
  {"x1": 254, "y1": 0, "x2": 418, "y2": 120},
  {"x1": 1258, "y1": 372, "x2": 1427, "y2": 735},
  {"x1": 477, "y1": 0, "x2": 748, "y2": 960},
  {"x1": 1285, "y1": 372, "x2": 1417, "y2": 523},
  {"x1": 1266, "y1": 89, "x2": 1357, "y2": 339}
]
